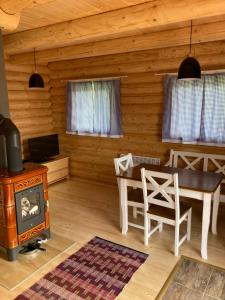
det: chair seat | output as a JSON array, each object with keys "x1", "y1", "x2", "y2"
[
  {"x1": 147, "y1": 202, "x2": 191, "y2": 220},
  {"x1": 128, "y1": 188, "x2": 144, "y2": 203}
]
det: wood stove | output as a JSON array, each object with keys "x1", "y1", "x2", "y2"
[{"x1": 0, "y1": 163, "x2": 50, "y2": 261}]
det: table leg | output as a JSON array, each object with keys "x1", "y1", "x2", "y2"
[
  {"x1": 120, "y1": 179, "x2": 128, "y2": 234},
  {"x1": 201, "y1": 193, "x2": 211, "y2": 259},
  {"x1": 117, "y1": 178, "x2": 122, "y2": 229},
  {"x1": 212, "y1": 185, "x2": 221, "y2": 235}
]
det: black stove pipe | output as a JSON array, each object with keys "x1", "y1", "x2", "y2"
[
  {"x1": 0, "y1": 115, "x2": 23, "y2": 172},
  {"x1": 0, "y1": 31, "x2": 23, "y2": 173},
  {"x1": 0, "y1": 29, "x2": 9, "y2": 118}
]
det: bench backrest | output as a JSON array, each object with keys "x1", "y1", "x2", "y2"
[{"x1": 166, "y1": 149, "x2": 225, "y2": 202}]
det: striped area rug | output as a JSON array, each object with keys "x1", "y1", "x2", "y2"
[{"x1": 15, "y1": 236, "x2": 148, "y2": 300}]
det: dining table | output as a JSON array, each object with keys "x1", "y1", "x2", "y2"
[{"x1": 116, "y1": 163, "x2": 224, "y2": 259}]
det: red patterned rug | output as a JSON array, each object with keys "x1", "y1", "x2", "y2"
[{"x1": 15, "y1": 236, "x2": 148, "y2": 300}]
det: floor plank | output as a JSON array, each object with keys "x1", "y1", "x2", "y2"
[{"x1": 0, "y1": 177, "x2": 225, "y2": 299}]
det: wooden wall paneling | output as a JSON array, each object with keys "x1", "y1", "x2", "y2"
[
  {"x1": 9, "y1": 20, "x2": 225, "y2": 65},
  {"x1": 5, "y1": 60, "x2": 55, "y2": 159},
  {"x1": 48, "y1": 36, "x2": 225, "y2": 184}
]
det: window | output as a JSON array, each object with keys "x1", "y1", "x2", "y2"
[
  {"x1": 162, "y1": 74, "x2": 225, "y2": 145},
  {"x1": 66, "y1": 80, "x2": 122, "y2": 137}
]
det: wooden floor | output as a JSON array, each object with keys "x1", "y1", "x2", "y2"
[{"x1": 1, "y1": 178, "x2": 225, "y2": 299}]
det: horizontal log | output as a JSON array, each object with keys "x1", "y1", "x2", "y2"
[
  {"x1": 9, "y1": 21, "x2": 225, "y2": 65},
  {"x1": 15, "y1": 114, "x2": 52, "y2": 123},
  {"x1": 9, "y1": 99, "x2": 51, "y2": 109},
  {"x1": 9, "y1": 90, "x2": 50, "y2": 99},
  {"x1": 48, "y1": 46, "x2": 187, "y2": 71},
  {"x1": 121, "y1": 95, "x2": 163, "y2": 104},
  {"x1": 10, "y1": 109, "x2": 52, "y2": 118},
  {"x1": 5, "y1": 0, "x2": 225, "y2": 55},
  {"x1": 122, "y1": 103, "x2": 163, "y2": 114},
  {"x1": 5, "y1": 62, "x2": 49, "y2": 73},
  {"x1": 1, "y1": 0, "x2": 53, "y2": 15},
  {"x1": 8, "y1": 90, "x2": 50, "y2": 100},
  {"x1": 16, "y1": 124, "x2": 53, "y2": 134},
  {"x1": 6, "y1": 71, "x2": 50, "y2": 83},
  {"x1": 7, "y1": 81, "x2": 51, "y2": 91}
]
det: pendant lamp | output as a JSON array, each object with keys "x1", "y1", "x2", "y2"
[
  {"x1": 178, "y1": 20, "x2": 201, "y2": 80},
  {"x1": 29, "y1": 48, "x2": 44, "y2": 88}
]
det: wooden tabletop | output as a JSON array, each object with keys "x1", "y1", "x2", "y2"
[{"x1": 117, "y1": 163, "x2": 224, "y2": 193}]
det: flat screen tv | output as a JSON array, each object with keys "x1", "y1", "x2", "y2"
[{"x1": 28, "y1": 134, "x2": 59, "y2": 162}]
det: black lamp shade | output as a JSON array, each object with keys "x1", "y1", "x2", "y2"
[
  {"x1": 29, "y1": 72, "x2": 44, "y2": 88},
  {"x1": 178, "y1": 56, "x2": 201, "y2": 80}
]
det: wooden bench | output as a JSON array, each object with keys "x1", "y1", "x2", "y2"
[{"x1": 165, "y1": 149, "x2": 225, "y2": 202}]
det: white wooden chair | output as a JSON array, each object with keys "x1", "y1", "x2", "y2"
[
  {"x1": 114, "y1": 153, "x2": 144, "y2": 230},
  {"x1": 165, "y1": 149, "x2": 225, "y2": 234},
  {"x1": 141, "y1": 168, "x2": 192, "y2": 256},
  {"x1": 166, "y1": 149, "x2": 225, "y2": 202}
]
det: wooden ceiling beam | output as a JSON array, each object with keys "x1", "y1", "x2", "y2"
[
  {"x1": 0, "y1": 0, "x2": 54, "y2": 31},
  {"x1": 4, "y1": 0, "x2": 225, "y2": 54},
  {"x1": 1, "y1": 0, "x2": 54, "y2": 14},
  {"x1": 9, "y1": 19, "x2": 225, "y2": 64},
  {"x1": 0, "y1": 9, "x2": 20, "y2": 31}
]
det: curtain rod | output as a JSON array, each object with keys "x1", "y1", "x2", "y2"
[
  {"x1": 155, "y1": 69, "x2": 225, "y2": 76},
  {"x1": 61, "y1": 76, "x2": 127, "y2": 83}
]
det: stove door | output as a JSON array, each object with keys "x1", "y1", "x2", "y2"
[{"x1": 15, "y1": 184, "x2": 45, "y2": 234}]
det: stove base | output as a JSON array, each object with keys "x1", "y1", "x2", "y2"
[{"x1": 5, "y1": 228, "x2": 50, "y2": 261}]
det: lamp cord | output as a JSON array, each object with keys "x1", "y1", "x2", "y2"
[
  {"x1": 33, "y1": 48, "x2": 37, "y2": 72},
  {"x1": 189, "y1": 20, "x2": 192, "y2": 55}
]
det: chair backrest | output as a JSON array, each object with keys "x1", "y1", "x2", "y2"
[
  {"x1": 114, "y1": 153, "x2": 133, "y2": 175},
  {"x1": 141, "y1": 168, "x2": 180, "y2": 217},
  {"x1": 166, "y1": 149, "x2": 225, "y2": 174},
  {"x1": 165, "y1": 149, "x2": 225, "y2": 202},
  {"x1": 120, "y1": 153, "x2": 160, "y2": 167}
]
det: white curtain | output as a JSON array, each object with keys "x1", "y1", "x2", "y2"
[
  {"x1": 201, "y1": 75, "x2": 225, "y2": 143},
  {"x1": 163, "y1": 74, "x2": 225, "y2": 145},
  {"x1": 67, "y1": 80, "x2": 122, "y2": 137},
  {"x1": 170, "y1": 78, "x2": 203, "y2": 142}
]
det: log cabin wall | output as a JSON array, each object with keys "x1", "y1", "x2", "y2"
[
  {"x1": 48, "y1": 37, "x2": 225, "y2": 184},
  {"x1": 5, "y1": 60, "x2": 54, "y2": 159}
]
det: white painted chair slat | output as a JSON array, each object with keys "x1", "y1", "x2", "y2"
[
  {"x1": 141, "y1": 168, "x2": 192, "y2": 256},
  {"x1": 166, "y1": 149, "x2": 225, "y2": 203},
  {"x1": 203, "y1": 157, "x2": 208, "y2": 172},
  {"x1": 114, "y1": 153, "x2": 144, "y2": 231}
]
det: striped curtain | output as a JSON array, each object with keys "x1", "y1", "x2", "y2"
[
  {"x1": 66, "y1": 80, "x2": 123, "y2": 137},
  {"x1": 162, "y1": 74, "x2": 225, "y2": 144}
]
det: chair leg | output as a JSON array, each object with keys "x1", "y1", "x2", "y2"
[
  {"x1": 187, "y1": 209, "x2": 192, "y2": 241},
  {"x1": 174, "y1": 224, "x2": 179, "y2": 257},
  {"x1": 212, "y1": 185, "x2": 220, "y2": 235},
  {"x1": 148, "y1": 218, "x2": 151, "y2": 232},
  {"x1": 144, "y1": 214, "x2": 149, "y2": 246},
  {"x1": 133, "y1": 207, "x2": 137, "y2": 218},
  {"x1": 119, "y1": 204, "x2": 122, "y2": 229}
]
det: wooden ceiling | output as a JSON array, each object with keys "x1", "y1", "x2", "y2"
[
  {"x1": 3, "y1": 0, "x2": 149, "y2": 33},
  {"x1": 3, "y1": 0, "x2": 225, "y2": 62}
]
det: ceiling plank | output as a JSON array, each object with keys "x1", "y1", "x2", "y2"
[
  {"x1": 4, "y1": 0, "x2": 225, "y2": 54},
  {"x1": 12, "y1": 0, "x2": 151, "y2": 33},
  {"x1": 0, "y1": 0, "x2": 54, "y2": 30},
  {"x1": 1, "y1": 0, "x2": 54, "y2": 14},
  {"x1": 9, "y1": 19, "x2": 225, "y2": 64}
]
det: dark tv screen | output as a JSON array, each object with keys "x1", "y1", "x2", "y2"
[{"x1": 28, "y1": 134, "x2": 59, "y2": 162}]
